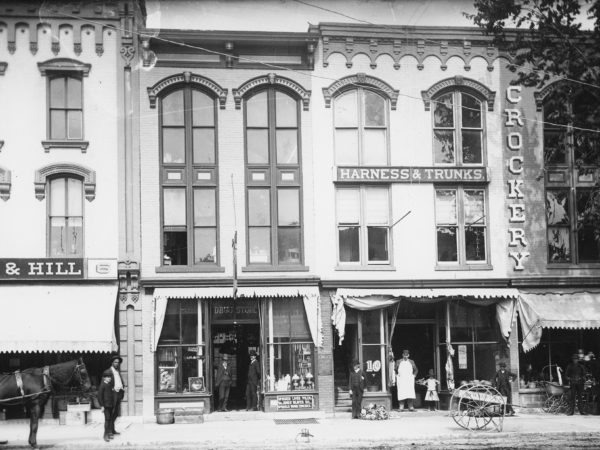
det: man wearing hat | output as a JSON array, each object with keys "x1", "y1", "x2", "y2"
[
  {"x1": 215, "y1": 354, "x2": 233, "y2": 411},
  {"x1": 349, "y1": 359, "x2": 365, "y2": 419},
  {"x1": 395, "y1": 350, "x2": 418, "y2": 411},
  {"x1": 98, "y1": 355, "x2": 125, "y2": 442},
  {"x1": 494, "y1": 361, "x2": 516, "y2": 416},
  {"x1": 246, "y1": 350, "x2": 261, "y2": 411},
  {"x1": 566, "y1": 353, "x2": 588, "y2": 415}
]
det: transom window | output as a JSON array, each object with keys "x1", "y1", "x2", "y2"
[
  {"x1": 160, "y1": 86, "x2": 219, "y2": 266},
  {"x1": 433, "y1": 91, "x2": 483, "y2": 165},
  {"x1": 49, "y1": 75, "x2": 83, "y2": 140},
  {"x1": 334, "y1": 88, "x2": 388, "y2": 165},
  {"x1": 244, "y1": 88, "x2": 303, "y2": 267},
  {"x1": 48, "y1": 176, "x2": 83, "y2": 257}
]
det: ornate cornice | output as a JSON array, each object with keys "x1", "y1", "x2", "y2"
[
  {"x1": 34, "y1": 163, "x2": 96, "y2": 201},
  {"x1": 0, "y1": 167, "x2": 11, "y2": 201},
  {"x1": 322, "y1": 73, "x2": 399, "y2": 110},
  {"x1": 147, "y1": 71, "x2": 228, "y2": 109},
  {"x1": 421, "y1": 76, "x2": 496, "y2": 111},
  {"x1": 38, "y1": 57, "x2": 91, "y2": 76},
  {"x1": 233, "y1": 73, "x2": 311, "y2": 111},
  {"x1": 0, "y1": 62, "x2": 6, "y2": 75},
  {"x1": 118, "y1": 260, "x2": 140, "y2": 305},
  {"x1": 533, "y1": 79, "x2": 569, "y2": 111}
]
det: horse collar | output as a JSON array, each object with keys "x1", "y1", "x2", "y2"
[{"x1": 14, "y1": 372, "x2": 25, "y2": 397}]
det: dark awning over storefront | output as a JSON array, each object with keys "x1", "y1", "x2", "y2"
[{"x1": 0, "y1": 284, "x2": 118, "y2": 353}]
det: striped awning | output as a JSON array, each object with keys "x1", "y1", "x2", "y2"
[
  {"x1": 335, "y1": 287, "x2": 519, "y2": 301},
  {"x1": 153, "y1": 286, "x2": 320, "y2": 300}
]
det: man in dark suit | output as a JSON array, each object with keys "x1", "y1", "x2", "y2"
[
  {"x1": 98, "y1": 355, "x2": 125, "y2": 442},
  {"x1": 215, "y1": 354, "x2": 233, "y2": 411},
  {"x1": 494, "y1": 361, "x2": 517, "y2": 416},
  {"x1": 566, "y1": 353, "x2": 588, "y2": 415},
  {"x1": 246, "y1": 350, "x2": 261, "y2": 411},
  {"x1": 349, "y1": 359, "x2": 365, "y2": 419}
]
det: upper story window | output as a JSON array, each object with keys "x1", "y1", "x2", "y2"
[
  {"x1": 334, "y1": 88, "x2": 388, "y2": 165},
  {"x1": 48, "y1": 176, "x2": 83, "y2": 257},
  {"x1": 542, "y1": 87, "x2": 600, "y2": 264},
  {"x1": 243, "y1": 82, "x2": 305, "y2": 268},
  {"x1": 160, "y1": 86, "x2": 219, "y2": 267}
]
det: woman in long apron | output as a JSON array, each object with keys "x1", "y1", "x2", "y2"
[{"x1": 396, "y1": 349, "x2": 418, "y2": 411}]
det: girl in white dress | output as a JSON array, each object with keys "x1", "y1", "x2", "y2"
[{"x1": 424, "y1": 369, "x2": 440, "y2": 411}]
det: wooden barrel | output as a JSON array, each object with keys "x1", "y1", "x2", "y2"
[{"x1": 156, "y1": 408, "x2": 174, "y2": 425}]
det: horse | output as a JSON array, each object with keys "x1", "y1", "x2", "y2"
[{"x1": 0, "y1": 358, "x2": 91, "y2": 448}]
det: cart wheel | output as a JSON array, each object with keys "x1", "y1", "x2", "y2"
[
  {"x1": 543, "y1": 397, "x2": 555, "y2": 413},
  {"x1": 450, "y1": 384, "x2": 505, "y2": 432}
]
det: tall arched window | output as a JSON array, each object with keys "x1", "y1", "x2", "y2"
[{"x1": 48, "y1": 176, "x2": 83, "y2": 257}]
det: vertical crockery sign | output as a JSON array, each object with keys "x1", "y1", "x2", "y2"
[
  {"x1": 0, "y1": 259, "x2": 84, "y2": 279},
  {"x1": 505, "y1": 86, "x2": 530, "y2": 270}
]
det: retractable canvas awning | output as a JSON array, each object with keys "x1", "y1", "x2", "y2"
[
  {"x1": 518, "y1": 290, "x2": 600, "y2": 352},
  {"x1": 0, "y1": 284, "x2": 118, "y2": 353}
]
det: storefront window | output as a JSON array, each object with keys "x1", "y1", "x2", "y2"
[
  {"x1": 267, "y1": 299, "x2": 314, "y2": 392},
  {"x1": 156, "y1": 300, "x2": 206, "y2": 394},
  {"x1": 361, "y1": 309, "x2": 385, "y2": 392}
]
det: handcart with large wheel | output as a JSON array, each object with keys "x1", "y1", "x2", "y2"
[{"x1": 449, "y1": 383, "x2": 506, "y2": 432}]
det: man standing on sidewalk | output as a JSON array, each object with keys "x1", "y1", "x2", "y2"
[
  {"x1": 566, "y1": 353, "x2": 587, "y2": 415},
  {"x1": 215, "y1": 355, "x2": 233, "y2": 412},
  {"x1": 246, "y1": 350, "x2": 261, "y2": 411},
  {"x1": 494, "y1": 361, "x2": 516, "y2": 416},
  {"x1": 98, "y1": 355, "x2": 125, "y2": 442}
]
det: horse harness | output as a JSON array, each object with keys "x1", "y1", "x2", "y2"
[{"x1": 0, "y1": 366, "x2": 52, "y2": 404}]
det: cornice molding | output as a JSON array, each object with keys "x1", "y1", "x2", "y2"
[
  {"x1": 322, "y1": 73, "x2": 399, "y2": 110},
  {"x1": 38, "y1": 57, "x2": 91, "y2": 76},
  {"x1": 147, "y1": 71, "x2": 228, "y2": 109},
  {"x1": 34, "y1": 163, "x2": 96, "y2": 201},
  {"x1": 0, "y1": 167, "x2": 11, "y2": 201},
  {"x1": 421, "y1": 76, "x2": 496, "y2": 111},
  {"x1": 233, "y1": 73, "x2": 311, "y2": 111}
]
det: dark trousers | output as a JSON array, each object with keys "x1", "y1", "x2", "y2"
[
  {"x1": 570, "y1": 382, "x2": 585, "y2": 413},
  {"x1": 498, "y1": 385, "x2": 514, "y2": 414},
  {"x1": 246, "y1": 383, "x2": 258, "y2": 410},
  {"x1": 351, "y1": 389, "x2": 363, "y2": 418},
  {"x1": 103, "y1": 402, "x2": 120, "y2": 435},
  {"x1": 218, "y1": 383, "x2": 231, "y2": 411}
]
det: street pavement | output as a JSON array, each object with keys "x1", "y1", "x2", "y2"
[{"x1": 0, "y1": 410, "x2": 599, "y2": 449}]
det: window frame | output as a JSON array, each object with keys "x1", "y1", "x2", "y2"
[
  {"x1": 47, "y1": 175, "x2": 84, "y2": 258},
  {"x1": 47, "y1": 74, "x2": 84, "y2": 141},
  {"x1": 158, "y1": 85, "x2": 221, "y2": 268},
  {"x1": 243, "y1": 86, "x2": 305, "y2": 270}
]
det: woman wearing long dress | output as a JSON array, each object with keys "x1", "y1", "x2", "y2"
[{"x1": 396, "y1": 349, "x2": 418, "y2": 411}]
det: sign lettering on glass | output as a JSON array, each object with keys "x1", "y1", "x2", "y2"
[
  {"x1": 336, "y1": 167, "x2": 488, "y2": 183},
  {"x1": 458, "y1": 345, "x2": 467, "y2": 369},
  {"x1": 505, "y1": 86, "x2": 529, "y2": 270},
  {"x1": 276, "y1": 394, "x2": 314, "y2": 410},
  {"x1": 0, "y1": 259, "x2": 84, "y2": 279},
  {"x1": 212, "y1": 299, "x2": 258, "y2": 321}
]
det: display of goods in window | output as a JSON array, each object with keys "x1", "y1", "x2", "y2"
[{"x1": 360, "y1": 403, "x2": 389, "y2": 420}]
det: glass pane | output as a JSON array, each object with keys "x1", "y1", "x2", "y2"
[
  {"x1": 163, "y1": 231, "x2": 187, "y2": 265},
  {"x1": 50, "y1": 217, "x2": 66, "y2": 256},
  {"x1": 194, "y1": 228, "x2": 217, "y2": 263},
  {"x1": 365, "y1": 188, "x2": 389, "y2": 224},
  {"x1": 67, "y1": 178, "x2": 83, "y2": 215},
  {"x1": 276, "y1": 91, "x2": 297, "y2": 127},
  {"x1": 363, "y1": 129, "x2": 387, "y2": 165},
  {"x1": 67, "y1": 110, "x2": 83, "y2": 139},
  {"x1": 465, "y1": 226, "x2": 486, "y2": 261},
  {"x1": 246, "y1": 91, "x2": 268, "y2": 127},
  {"x1": 249, "y1": 227, "x2": 271, "y2": 263},
  {"x1": 336, "y1": 189, "x2": 360, "y2": 224},
  {"x1": 362, "y1": 310, "x2": 381, "y2": 344},
  {"x1": 163, "y1": 188, "x2": 186, "y2": 226},
  {"x1": 462, "y1": 130, "x2": 482, "y2": 164},
  {"x1": 162, "y1": 90, "x2": 184, "y2": 126},
  {"x1": 434, "y1": 130, "x2": 455, "y2": 163},
  {"x1": 338, "y1": 226, "x2": 359, "y2": 262},
  {"x1": 157, "y1": 347, "x2": 178, "y2": 392},
  {"x1": 67, "y1": 77, "x2": 82, "y2": 108},
  {"x1": 364, "y1": 91, "x2": 385, "y2": 127},
  {"x1": 192, "y1": 90, "x2": 214, "y2": 126},
  {"x1": 193, "y1": 128, "x2": 215, "y2": 164},
  {"x1": 576, "y1": 189, "x2": 597, "y2": 225},
  {"x1": 193, "y1": 189, "x2": 216, "y2": 226},
  {"x1": 50, "y1": 77, "x2": 65, "y2": 108},
  {"x1": 278, "y1": 189, "x2": 299, "y2": 225},
  {"x1": 276, "y1": 129, "x2": 298, "y2": 164},
  {"x1": 50, "y1": 110, "x2": 66, "y2": 139},
  {"x1": 464, "y1": 190, "x2": 485, "y2": 225},
  {"x1": 335, "y1": 91, "x2": 358, "y2": 127},
  {"x1": 437, "y1": 226, "x2": 457, "y2": 262},
  {"x1": 182, "y1": 347, "x2": 199, "y2": 392},
  {"x1": 367, "y1": 227, "x2": 388, "y2": 262},
  {"x1": 546, "y1": 190, "x2": 569, "y2": 225},
  {"x1": 461, "y1": 93, "x2": 481, "y2": 128},
  {"x1": 247, "y1": 129, "x2": 269, "y2": 164},
  {"x1": 436, "y1": 190, "x2": 457, "y2": 224},
  {"x1": 50, "y1": 178, "x2": 66, "y2": 216},
  {"x1": 160, "y1": 302, "x2": 180, "y2": 342},
  {"x1": 162, "y1": 128, "x2": 185, "y2": 163},
  {"x1": 278, "y1": 227, "x2": 301, "y2": 264},
  {"x1": 273, "y1": 300, "x2": 291, "y2": 337},
  {"x1": 574, "y1": 132, "x2": 600, "y2": 165},
  {"x1": 67, "y1": 217, "x2": 83, "y2": 256},
  {"x1": 449, "y1": 303, "x2": 472, "y2": 342},
  {"x1": 548, "y1": 227, "x2": 571, "y2": 262},
  {"x1": 434, "y1": 93, "x2": 454, "y2": 127},
  {"x1": 577, "y1": 226, "x2": 600, "y2": 262},
  {"x1": 362, "y1": 345, "x2": 383, "y2": 391},
  {"x1": 543, "y1": 130, "x2": 567, "y2": 164},
  {"x1": 248, "y1": 189, "x2": 270, "y2": 226},
  {"x1": 335, "y1": 129, "x2": 359, "y2": 165}
]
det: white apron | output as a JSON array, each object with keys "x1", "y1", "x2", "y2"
[{"x1": 396, "y1": 360, "x2": 416, "y2": 400}]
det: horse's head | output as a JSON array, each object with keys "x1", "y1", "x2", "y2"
[{"x1": 75, "y1": 357, "x2": 92, "y2": 391}]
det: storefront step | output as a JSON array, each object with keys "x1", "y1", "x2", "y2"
[{"x1": 205, "y1": 410, "x2": 326, "y2": 422}]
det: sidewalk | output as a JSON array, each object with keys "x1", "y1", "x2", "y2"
[{"x1": 1, "y1": 410, "x2": 599, "y2": 449}]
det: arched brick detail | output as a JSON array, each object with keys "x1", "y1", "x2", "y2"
[
  {"x1": 421, "y1": 76, "x2": 496, "y2": 111},
  {"x1": 34, "y1": 163, "x2": 96, "y2": 201},
  {"x1": 233, "y1": 73, "x2": 311, "y2": 111},
  {"x1": 534, "y1": 80, "x2": 570, "y2": 112},
  {"x1": 322, "y1": 73, "x2": 399, "y2": 110},
  {"x1": 147, "y1": 72, "x2": 228, "y2": 109}
]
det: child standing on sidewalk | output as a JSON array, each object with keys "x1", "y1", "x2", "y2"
[{"x1": 424, "y1": 369, "x2": 440, "y2": 411}]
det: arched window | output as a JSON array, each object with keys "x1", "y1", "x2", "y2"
[{"x1": 48, "y1": 176, "x2": 83, "y2": 257}]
